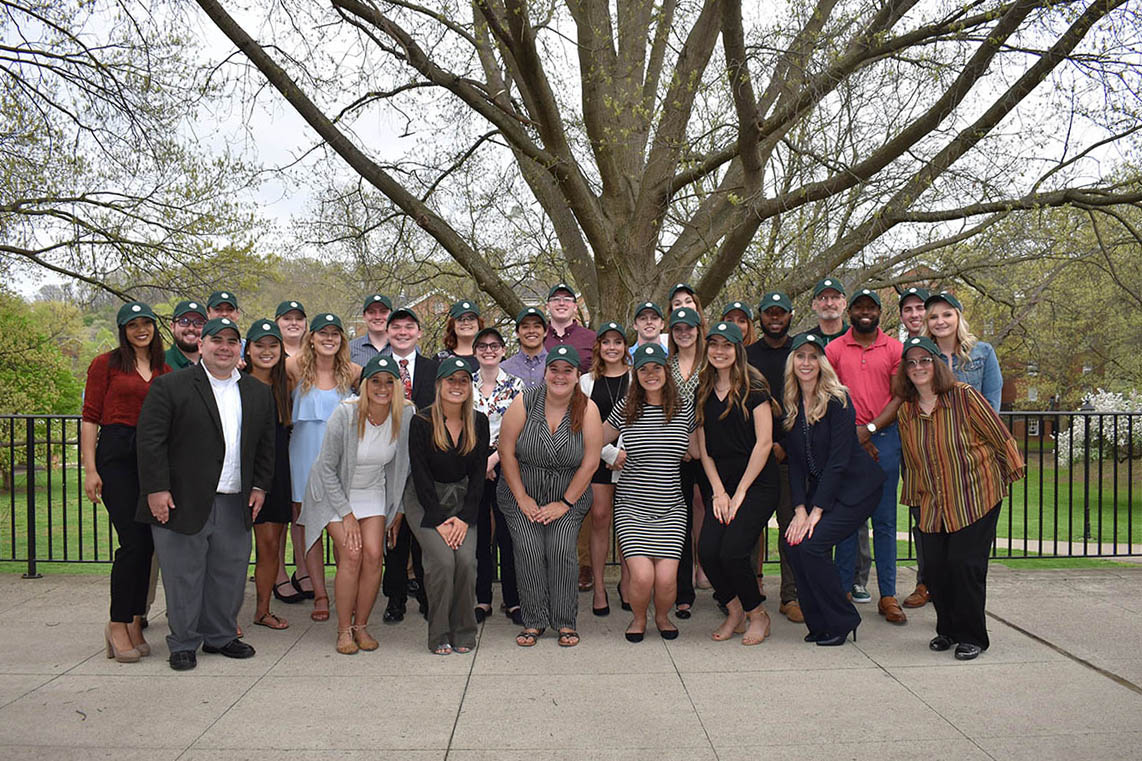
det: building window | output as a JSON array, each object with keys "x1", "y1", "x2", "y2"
[
  {"x1": 1027, "y1": 419, "x2": 1040, "y2": 437},
  {"x1": 1027, "y1": 387, "x2": 1038, "y2": 402},
  {"x1": 1027, "y1": 363, "x2": 1039, "y2": 377}
]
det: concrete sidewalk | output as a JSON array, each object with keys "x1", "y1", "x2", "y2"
[{"x1": 1, "y1": 565, "x2": 1141, "y2": 760}]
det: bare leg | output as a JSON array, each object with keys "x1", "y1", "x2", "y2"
[
  {"x1": 324, "y1": 520, "x2": 360, "y2": 651},
  {"x1": 652, "y1": 558, "x2": 679, "y2": 632},
  {"x1": 354, "y1": 517, "x2": 385, "y2": 626},
  {"x1": 290, "y1": 502, "x2": 313, "y2": 593},
  {"x1": 254, "y1": 522, "x2": 287, "y2": 624},
  {"x1": 625, "y1": 556, "x2": 655, "y2": 635},
  {"x1": 589, "y1": 484, "x2": 613, "y2": 610}
]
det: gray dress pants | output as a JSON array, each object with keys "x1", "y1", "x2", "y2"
[{"x1": 151, "y1": 493, "x2": 251, "y2": 653}]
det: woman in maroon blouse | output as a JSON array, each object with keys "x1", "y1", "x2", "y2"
[{"x1": 82, "y1": 301, "x2": 171, "y2": 662}]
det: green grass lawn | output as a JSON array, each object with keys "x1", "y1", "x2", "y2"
[{"x1": 2, "y1": 455, "x2": 1138, "y2": 576}]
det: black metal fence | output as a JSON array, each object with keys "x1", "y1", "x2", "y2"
[{"x1": 3, "y1": 411, "x2": 1139, "y2": 577}]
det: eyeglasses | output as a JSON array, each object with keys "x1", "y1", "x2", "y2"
[
  {"x1": 475, "y1": 342, "x2": 503, "y2": 351},
  {"x1": 547, "y1": 296, "x2": 576, "y2": 304},
  {"x1": 176, "y1": 317, "x2": 205, "y2": 328},
  {"x1": 455, "y1": 314, "x2": 479, "y2": 323},
  {"x1": 905, "y1": 357, "x2": 935, "y2": 368}
]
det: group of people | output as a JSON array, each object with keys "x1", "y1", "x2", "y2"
[{"x1": 81, "y1": 277, "x2": 1023, "y2": 670}]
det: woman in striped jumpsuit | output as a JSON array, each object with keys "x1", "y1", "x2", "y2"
[{"x1": 497, "y1": 345, "x2": 602, "y2": 647}]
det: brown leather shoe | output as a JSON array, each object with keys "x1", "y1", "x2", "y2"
[
  {"x1": 779, "y1": 600, "x2": 805, "y2": 623},
  {"x1": 902, "y1": 584, "x2": 930, "y2": 608},
  {"x1": 878, "y1": 596, "x2": 908, "y2": 625},
  {"x1": 578, "y1": 565, "x2": 594, "y2": 592}
]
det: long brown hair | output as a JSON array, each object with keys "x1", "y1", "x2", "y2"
[
  {"x1": 355, "y1": 373, "x2": 411, "y2": 440},
  {"x1": 668, "y1": 322, "x2": 706, "y2": 383},
  {"x1": 891, "y1": 354, "x2": 956, "y2": 402},
  {"x1": 243, "y1": 338, "x2": 293, "y2": 426},
  {"x1": 443, "y1": 314, "x2": 486, "y2": 352},
  {"x1": 429, "y1": 376, "x2": 477, "y2": 455},
  {"x1": 109, "y1": 321, "x2": 165, "y2": 373},
  {"x1": 588, "y1": 329, "x2": 631, "y2": 379},
  {"x1": 695, "y1": 342, "x2": 779, "y2": 426},
  {"x1": 624, "y1": 363, "x2": 680, "y2": 424},
  {"x1": 296, "y1": 326, "x2": 355, "y2": 394}
]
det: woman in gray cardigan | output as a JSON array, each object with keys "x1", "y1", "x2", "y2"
[{"x1": 299, "y1": 355, "x2": 413, "y2": 655}]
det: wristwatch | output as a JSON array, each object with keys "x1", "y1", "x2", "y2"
[{"x1": 866, "y1": 422, "x2": 878, "y2": 434}]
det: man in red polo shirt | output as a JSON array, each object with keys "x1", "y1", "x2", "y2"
[{"x1": 825, "y1": 288, "x2": 908, "y2": 624}]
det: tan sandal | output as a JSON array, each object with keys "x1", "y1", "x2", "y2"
[
  {"x1": 353, "y1": 624, "x2": 379, "y2": 651},
  {"x1": 254, "y1": 611, "x2": 289, "y2": 630},
  {"x1": 336, "y1": 627, "x2": 358, "y2": 655}
]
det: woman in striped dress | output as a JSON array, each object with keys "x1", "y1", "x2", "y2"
[
  {"x1": 497, "y1": 345, "x2": 603, "y2": 647},
  {"x1": 603, "y1": 343, "x2": 696, "y2": 642}
]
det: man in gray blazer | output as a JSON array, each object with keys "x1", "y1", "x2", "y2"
[{"x1": 136, "y1": 317, "x2": 276, "y2": 671}]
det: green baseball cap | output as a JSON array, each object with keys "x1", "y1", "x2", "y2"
[
  {"x1": 387, "y1": 307, "x2": 420, "y2": 326},
  {"x1": 207, "y1": 290, "x2": 239, "y2": 310},
  {"x1": 850, "y1": 287, "x2": 882, "y2": 308},
  {"x1": 173, "y1": 300, "x2": 206, "y2": 319},
  {"x1": 515, "y1": 307, "x2": 547, "y2": 327},
  {"x1": 245, "y1": 319, "x2": 282, "y2": 344},
  {"x1": 669, "y1": 308, "x2": 701, "y2": 328},
  {"x1": 707, "y1": 321, "x2": 744, "y2": 344},
  {"x1": 902, "y1": 335, "x2": 941, "y2": 358},
  {"x1": 275, "y1": 300, "x2": 306, "y2": 319},
  {"x1": 790, "y1": 332, "x2": 826, "y2": 353},
  {"x1": 116, "y1": 301, "x2": 158, "y2": 326},
  {"x1": 449, "y1": 300, "x2": 480, "y2": 319},
  {"x1": 545, "y1": 344, "x2": 581, "y2": 368},
  {"x1": 546, "y1": 282, "x2": 577, "y2": 300},
  {"x1": 310, "y1": 312, "x2": 344, "y2": 332},
  {"x1": 668, "y1": 282, "x2": 695, "y2": 303},
  {"x1": 721, "y1": 301, "x2": 754, "y2": 320},
  {"x1": 897, "y1": 287, "x2": 930, "y2": 307},
  {"x1": 634, "y1": 301, "x2": 664, "y2": 320},
  {"x1": 361, "y1": 354, "x2": 401, "y2": 381},
  {"x1": 925, "y1": 291, "x2": 963, "y2": 312},
  {"x1": 361, "y1": 294, "x2": 392, "y2": 312},
  {"x1": 201, "y1": 317, "x2": 241, "y2": 338},
  {"x1": 632, "y1": 342, "x2": 668, "y2": 370},
  {"x1": 812, "y1": 277, "x2": 846, "y2": 298},
  {"x1": 759, "y1": 292, "x2": 793, "y2": 313},
  {"x1": 474, "y1": 326, "x2": 505, "y2": 346},
  {"x1": 436, "y1": 356, "x2": 474, "y2": 380},
  {"x1": 596, "y1": 321, "x2": 627, "y2": 340}
]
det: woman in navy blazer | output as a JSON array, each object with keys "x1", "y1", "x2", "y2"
[{"x1": 781, "y1": 333, "x2": 884, "y2": 646}]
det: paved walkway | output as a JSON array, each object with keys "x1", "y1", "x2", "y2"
[{"x1": 2, "y1": 565, "x2": 1141, "y2": 760}]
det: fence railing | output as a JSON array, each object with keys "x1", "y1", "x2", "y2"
[{"x1": 2, "y1": 411, "x2": 1138, "y2": 577}]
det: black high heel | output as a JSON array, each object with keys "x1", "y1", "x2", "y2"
[
  {"x1": 816, "y1": 625, "x2": 859, "y2": 647},
  {"x1": 617, "y1": 583, "x2": 631, "y2": 612},
  {"x1": 291, "y1": 571, "x2": 315, "y2": 600},
  {"x1": 804, "y1": 631, "x2": 828, "y2": 643}
]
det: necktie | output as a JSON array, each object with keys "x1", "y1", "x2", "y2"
[{"x1": 399, "y1": 359, "x2": 413, "y2": 400}]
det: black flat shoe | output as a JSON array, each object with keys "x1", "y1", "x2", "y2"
[
  {"x1": 203, "y1": 638, "x2": 256, "y2": 659},
  {"x1": 674, "y1": 605, "x2": 692, "y2": 620},
  {"x1": 624, "y1": 630, "x2": 645, "y2": 643},
  {"x1": 274, "y1": 580, "x2": 305, "y2": 604},
  {"x1": 474, "y1": 606, "x2": 490, "y2": 623},
  {"x1": 929, "y1": 635, "x2": 956, "y2": 652},
  {"x1": 617, "y1": 583, "x2": 631, "y2": 612},
  {"x1": 658, "y1": 627, "x2": 679, "y2": 640},
  {"x1": 506, "y1": 606, "x2": 525, "y2": 626},
  {"x1": 291, "y1": 571, "x2": 315, "y2": 600},
  {"x1": 169, "y1": 650, "x2": 196, "y2": 671},
  {"x1": 592, "y1": 592, "x2": 610, "y2": 617},
  {"x1": 954, "y1": 643, "x2": 982, "y2": 660},
  {"x1": 382, "y1": 604, "x2": 405, "y2": 624}
]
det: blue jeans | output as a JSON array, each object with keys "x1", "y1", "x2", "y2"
[{"x1": 835, "y1": 425, "x2": 899, "y2": 598}]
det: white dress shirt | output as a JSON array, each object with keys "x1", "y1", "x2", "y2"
[{"x1": 206, "y1": 366, "x2": 243, "y2": 493}]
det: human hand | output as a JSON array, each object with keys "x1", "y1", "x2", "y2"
[
  {"x1": 712, "y1": 492, "x2": 731, "y2": 524},
  {"x1": 148, "y1": 491, "x2": 175, "y2": 523},
  {"x1": 772, "y1": 443, "x2": 786, "y2": 463},
  {"x1": 609, "y1": 450, "x2": 627, "y2": 470},
  {"x1": 386, "y1": 514, "x2": 402, "y2": 549},
  {"x1": 520, "y1": 497, "x2": 542, "y2": 522},
  {"x1": 856, "y1": 425, "x2": 871, "y2": 445},
  {"x1": 249, "y1": 488, "x2": 265, "y2": 521},
  {"x1": 344, "y1": 514, "x2": 362, "y2": 553},
  {"x1": 727, "y1": 492, "x2": 745, "y2": 523},
  {"x1": 84, "y1": 469, "x2": 103, "y2": 503},
  {"x1": 785, "y1": 505, "x2": 809, "y2": 545},
  {"x1": 805, "y1": 507, "x2": 823, "y2": 541},
  {"x1": 861, "y1": 440, "x2": 879, "y2": 462},
  {"x1": 535, "y1": 501, "x2": 570, "y2": 525}
]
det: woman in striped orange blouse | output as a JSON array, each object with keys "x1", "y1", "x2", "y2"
[{"x1": 893, "y1": 336, "x2": 1025, "y2": 661}]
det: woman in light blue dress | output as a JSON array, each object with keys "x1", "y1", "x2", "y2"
[{"x1": 286, "y1": 313, "x2": 361, "y2": 621}]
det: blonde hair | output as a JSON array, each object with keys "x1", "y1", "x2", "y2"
[
  {"x1": 355, "y1": 374, "x2": 411, "y2": 439},
  {"x1": 782, "y1": 350, "x2": 848, "y2": 431},
  {"x1": 430, "y1": 377, "x2": 477, "y2": 455},
  {"x1": 922, "y1": 303, "x2": 977, "y2": 364},
  {"x1": 297, "y1": 327, "x2": 355, "y2": 394}
]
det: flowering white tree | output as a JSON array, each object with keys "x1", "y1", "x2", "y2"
[{"x1": 1055, "y1": 389, "x2": 1142, "y2": 463}]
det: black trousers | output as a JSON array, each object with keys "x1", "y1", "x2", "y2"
[
  {"x1": 96, "y1": 424, "x2": 153, "y2": 623},
  {"x1": 918, "y1": 505, "x2": 999, "y2": 649},
  {"x1": 382, "y1": 518, "x2": 426, "y2": 610},
  {"x1": 675, "y1": 459, "x2": 705, "y2": 607},
  {"x1": 698, "y1": 458, "x2": 778, "y2": 611},
  {"x1": 785, "y1": 492, "x2": 877, "y2": 638},
  {"x1": 909, "y1": 505, "x2": 926, "y2": 585},
  {"x1": 476, "y1": 467, "x2": 520, "y2": 609}
]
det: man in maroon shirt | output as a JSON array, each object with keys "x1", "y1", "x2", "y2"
[
  {"x1": 543, "y1": 283, "x2": 594, "y2": 372},
  {"x1": 825, "y1": 288, "x2": 907, "y2": 624}
]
